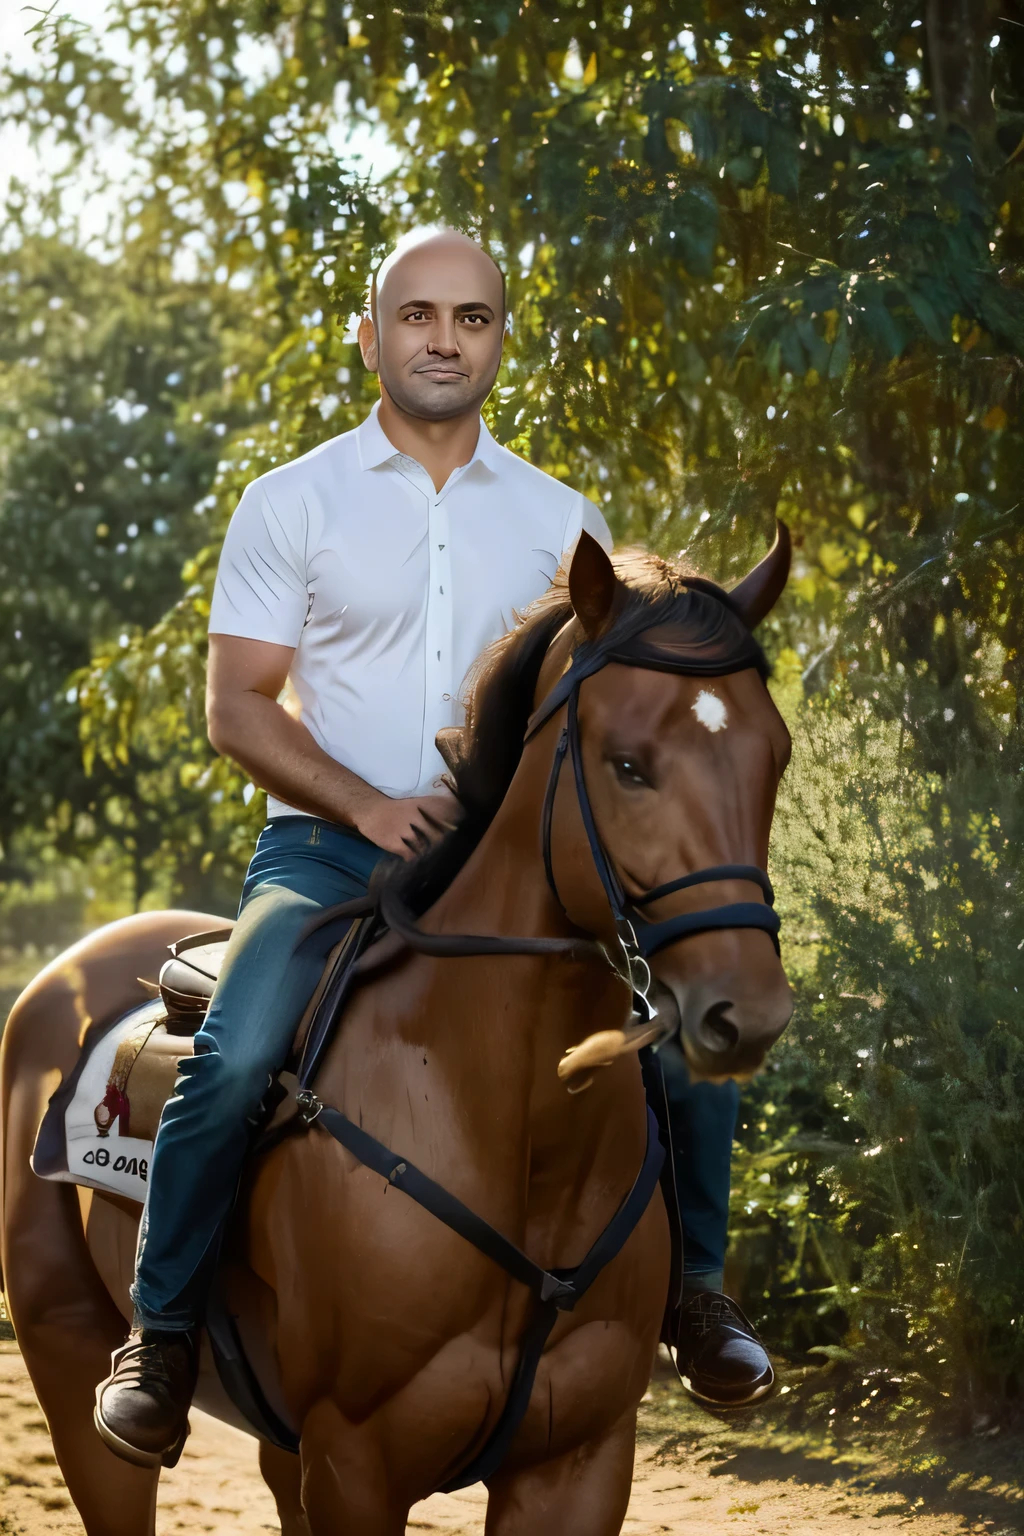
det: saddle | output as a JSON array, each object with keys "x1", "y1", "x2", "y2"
[
  {"x1": 95, "y1": 933, "x2": 233, "y2": 1148},
  {"x1": 31, "y1": 913, "x2": 377, "y2": 1201}
]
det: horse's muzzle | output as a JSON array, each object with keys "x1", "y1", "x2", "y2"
[{"x1": 668, "y1": 975, "x2": 793, "y2": 1082}]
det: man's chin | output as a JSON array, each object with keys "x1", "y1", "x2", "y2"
[{"x1": 385, "y1": 380, "x2": 488, "y2": 422}]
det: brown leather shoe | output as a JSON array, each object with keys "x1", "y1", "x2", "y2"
[{"x1": 94, "y1": 1328, "x2": 198, "y2": 1467}]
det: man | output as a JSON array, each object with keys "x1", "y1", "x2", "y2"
[{"x1": 95, "y1": 227, "x2": 769, "y2": 1469}]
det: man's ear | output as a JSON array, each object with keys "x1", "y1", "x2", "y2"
[
  {"x1": 358, "y1": 313, "x2": 378, "y2": 372},
  {"x1": 569, "y1": 531, "x2": 620, "y2": 639}
]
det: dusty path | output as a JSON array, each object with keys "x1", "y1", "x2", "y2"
[{"x1": 0, "y1": 1342, "x2": 1020, "y2": 1534}]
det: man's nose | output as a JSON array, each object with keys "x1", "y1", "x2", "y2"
[{"x1": 427, "y1": 312, "x2": 460, "y2": 356}]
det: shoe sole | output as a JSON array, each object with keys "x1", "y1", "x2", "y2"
[
  {"x1": 667, "y1": 1347, "x2": 776, "y2": 1408},
  {"x1": 93, "y1": 1392, "x2": 189, "y2": 1470},
  {"x1": 682, "y1": 1373, "x2": 775, "y2": 1407}
]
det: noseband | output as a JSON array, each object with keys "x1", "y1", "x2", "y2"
[{"x1": 380, "y1": 604, "x2": 781, "y2": 1018}]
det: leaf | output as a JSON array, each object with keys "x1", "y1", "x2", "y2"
[
  {"x1": 796, "y1": 313, "x2": 830, "y2": 375},
  {"x1": 819, "y1": 541, "x2": 852, "y2": 579},
  {"x1": 905, "y1": 286, "x2": 946, "y2": 344},
  {"x1": 727, "y1": 153, "x2": 759, "y2": 188},
  {"x1": 863, "y1": 296, "x2": 907, "y2": 360},
  {"x1": 779, "y1": 322, "x2": 807, "y2": 375},
  {"x1": 829, "y1": 327, "x2": 852, "y2": 379},
  {"x1": 672, "y1": 187, "x2": 719, "y2": 278},
  {"x1": 766, "y1": 129, "x2": 799, "y2": 201},
  {"x1": 689, "y1": 107, "x2": 717, "y2": 165}
]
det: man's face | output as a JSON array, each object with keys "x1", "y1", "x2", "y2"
[{"x1": 361, "y1": 235, "x2": 505, "y2": 421}]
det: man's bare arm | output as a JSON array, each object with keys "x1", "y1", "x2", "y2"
[{"x1": 206, "y1": 634, "x2": 456, "y2": 856}]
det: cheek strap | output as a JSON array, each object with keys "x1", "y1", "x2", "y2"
[{"x1": 542, "y1": 690, "x2": 781, "y2": 978}]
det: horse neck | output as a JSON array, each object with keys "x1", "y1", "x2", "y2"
[
  {"x1": 396, "y1": 739, "x2": 638, "y2": 1150},
  {"x1": 310, "y1": 733, "x2": 645, "y2": 1245}
]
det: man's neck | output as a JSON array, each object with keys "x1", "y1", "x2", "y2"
[{"x1": 377, "y1": 391, "x2": 481, "y2": 493}]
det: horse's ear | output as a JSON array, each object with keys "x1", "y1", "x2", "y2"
[
  {"x1": 435, "y1": 726, "x2": 465, "y2": 777},
  {"x1": 569, "y1": 531, "x2": 619, "y2": 639},
  {"x1": 729, "y1": 521, "x2": 791, "y2": 629}
]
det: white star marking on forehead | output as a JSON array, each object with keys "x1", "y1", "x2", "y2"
[{"x1": 692, "y1": 690, "x2": 728, "y2": 733}]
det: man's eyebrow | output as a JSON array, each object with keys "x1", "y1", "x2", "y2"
[{"x1": 396, "y1": 300, "x2": 496, "y2": 316}]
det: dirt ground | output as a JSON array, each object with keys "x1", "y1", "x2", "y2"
[{"x1": 1, "y1": 1340, "x2": 1021, "y2": 1536}]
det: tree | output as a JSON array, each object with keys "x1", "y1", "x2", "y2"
[{"x1": 0, "y1": 227, "x2": 272, "y2": 903}]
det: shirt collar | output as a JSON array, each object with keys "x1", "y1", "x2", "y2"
[{"x1": 356, "y1": 399, "x2": 501, "y2": 477}]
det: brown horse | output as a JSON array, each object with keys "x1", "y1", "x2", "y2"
[{"x1": 0, "y1": 532, "x2": 793, "y2": 1536}]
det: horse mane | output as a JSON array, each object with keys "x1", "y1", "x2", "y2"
[{"x1": 388, "y1": 546, "x2": 761, "y2": 916}]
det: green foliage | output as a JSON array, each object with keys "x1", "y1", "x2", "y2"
[
  {"x1": 0, "y1": 828, "x2": 139, "y2": 1021},
  {"x1": 731, "y1": 695, "x2": 1024, "y2": 1414},
  {"x1": 2, "y1": 0, "x2": 1023, "y2": 1412},
  {"x1": 0, "y1": 232, "x2": 267, "y2": 901}
]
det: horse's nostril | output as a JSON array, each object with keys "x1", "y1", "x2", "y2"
[{"x1": 697, "y1": 1001, "x2": 739, "y2": 1056}]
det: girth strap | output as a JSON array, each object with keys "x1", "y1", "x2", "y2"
[{"x1": 301, "y1": 1095, "x2": 665, "y2": 1490}]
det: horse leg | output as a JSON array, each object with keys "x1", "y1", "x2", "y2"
[
  {"x1": 259, "y1": 1440, "x2": 311, "y2": 1536},
  {"x1": 482, "y1": 1409, "x2": 637, "y2": 1536},
  {"x1": 298, "y1": 1399, "x2": 409, "y2": 1536},
  {"x1": 1, "y1": 972, "x2": 161, "y2": 1535},
  {"x1": 6, "y1": 1185, "x2": 160, "y2": 1536}
]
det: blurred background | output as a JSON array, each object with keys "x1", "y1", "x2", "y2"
[{"x1": 1, "y1": 0, "x2": 1022, "y2": 1433}]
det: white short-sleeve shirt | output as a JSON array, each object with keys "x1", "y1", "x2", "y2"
[{"x1": 208, "y1": 403, "x2": 612, "y2": 816}]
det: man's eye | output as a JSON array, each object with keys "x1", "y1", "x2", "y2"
[{"x1": 610, "y1": 755, "x2": 651, "y2": 788}]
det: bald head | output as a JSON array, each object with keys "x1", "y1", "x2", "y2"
[
  {"x1": 371, "y1": 228, "x2": 506, "y2": 324},
  {"x1": 359, "y1": 228, "x2": 506, "y2": 425}
]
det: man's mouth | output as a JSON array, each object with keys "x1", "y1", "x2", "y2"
[{"x1": 415, "y1": 365, "x2": 468, "y2": 381}]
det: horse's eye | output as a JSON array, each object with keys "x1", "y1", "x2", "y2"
[{"x1": 610, "y1": 755, "x2": 651, "y2": 789}]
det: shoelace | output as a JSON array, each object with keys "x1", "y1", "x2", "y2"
[
  {"x1": 116, "y1": 1339, "x2": 185, "y2": 1393},
  {"x1": 682, "y1": 1293, "x2": 750, "y2": 1338}
]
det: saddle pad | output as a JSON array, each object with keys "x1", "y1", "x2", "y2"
[{"x1": 32, "y1": 999, "x2": 194, "y2": 1203}]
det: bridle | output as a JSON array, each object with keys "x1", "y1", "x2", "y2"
[
  {"x1": 380, "y1": 598, "x2": 781, "y2": 1021},
  {"x1": 532, "y1": 686, "x2": 779, "y2": 1021}
]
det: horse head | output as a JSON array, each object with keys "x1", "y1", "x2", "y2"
[{"x1": 537, "y1": 527, "x2": 793, "y2": 1083}]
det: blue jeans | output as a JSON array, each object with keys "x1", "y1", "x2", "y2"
[
  {"x1": 132, "y1": 817, "x2": 383, "y2": 1331},
  {"x1": 643, "y1": 1039, "x2": 739, "y2": 1295}
]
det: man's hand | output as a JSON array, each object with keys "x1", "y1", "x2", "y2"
[
  {"x1": 207, "y1": 635, "x2": 464, "y2": 840},
  {"x1": 355, "y1": 789, "x2": 462, "y2": 859}
]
